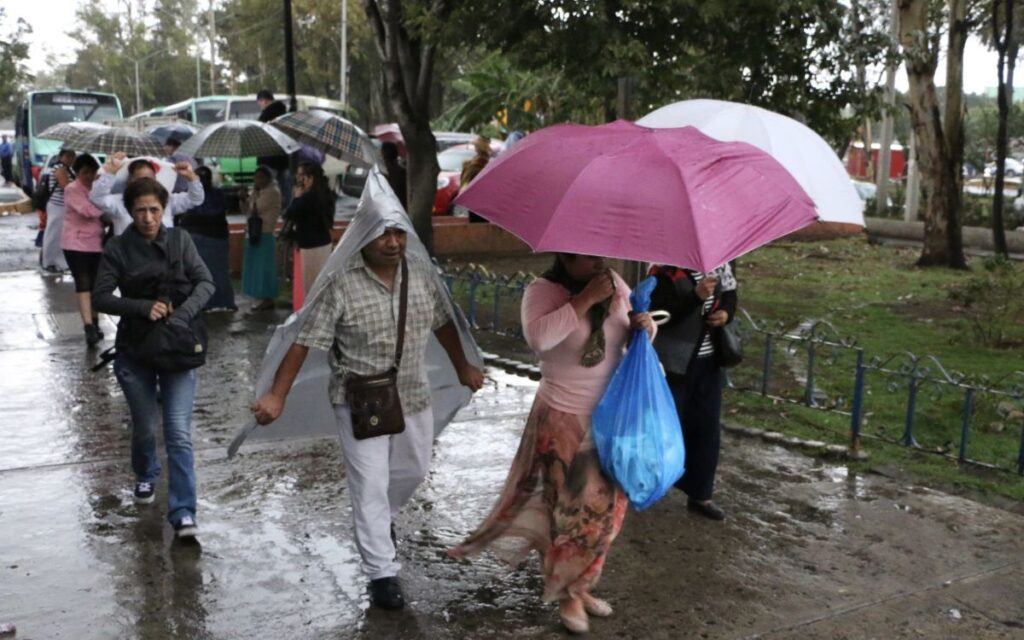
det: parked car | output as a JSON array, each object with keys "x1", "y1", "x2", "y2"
[
  {"x1": 851, "y1": 179, "x2": 893, "y2": 208},
  {"x1": 983, "y1": 157, "x2": 1024, "y2": 178},
  {"x1": 433, "y1": 146, "x2": 477, "y2": 215}
]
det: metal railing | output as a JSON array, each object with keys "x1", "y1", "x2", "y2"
[{"x1": 443, "y1": 267, "x2": 1024, "y2": 475}]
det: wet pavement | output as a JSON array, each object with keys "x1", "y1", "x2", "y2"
[{"x1": 2, "y1": 215, "x2": 1024, "y2": 639}]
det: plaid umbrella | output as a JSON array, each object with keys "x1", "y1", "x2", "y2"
[
  {"x1": 36, "y1": 121, "x2": 110, "y2": 144},
  {"x1": 270, "y1": 110, "x2": 376, "y2": 166},
  {"x1": 178, "y1": 119, "x2": 301, "y2": 159},
  {"x1": 63, "y1": 126, "x2": 165, "y2": 157}
]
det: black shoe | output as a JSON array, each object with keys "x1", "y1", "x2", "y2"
[
  {"x1": 368, "y1": 576, "x2": 405, "y2": 610},
  {"x1": 84, "y1": 324, "x2": 101, "y2": 346},
  {"x1": 173, "y1": 515, "x2": 199, "y2": 539},
  {"x1": 133, "y1": 481, "x2": 155, "y2": 504},
  {"x1": 687, "y1": 499, "x2": 726, "y2": 521}
]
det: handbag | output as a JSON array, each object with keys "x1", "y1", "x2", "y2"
[
  {"x1": 246, "y1": 211, "x2": 263, "y2": 246},
  {"x1": 131, "y1": 230, "x2": 209, "y2": 373},
  {"x1": 714, "y1": 321, "x2": 744, "y2": 368},
  {"x1": 343, "y1": 258, "x2": 409, "y2": 440}
]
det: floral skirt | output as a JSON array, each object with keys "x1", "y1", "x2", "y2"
[{"x1": 449, "y1": 396, "x2": 627, "y2": 602}]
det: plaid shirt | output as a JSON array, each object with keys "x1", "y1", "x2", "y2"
[{"x1": 296, "y1": 252, "x2": 453, "y2": 413}]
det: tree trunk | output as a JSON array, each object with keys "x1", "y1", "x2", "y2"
[
  {"x1": 943, "y1": 0, "x2": 969, "y2": 269},
  {"x1": 363, "y1": 0, "x2": 447, "y2": 253},
  {"x1": 993, "y1": 0, "x2": 1015, "y2": 257},
  {"x1": 898, "y1": 0, "x2": 966, "y2": 268},
  {"x1": 876, "y1": 0, "x2": 899, "y2": 215}
]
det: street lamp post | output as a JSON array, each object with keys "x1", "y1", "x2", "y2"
[{"x1": 340, "y1": 0, "x2": 347, "y2": 107}]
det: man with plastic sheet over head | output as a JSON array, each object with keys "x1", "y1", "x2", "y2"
[{"x1": 239, "y1": 169, "x2": 485, "y2": 609}]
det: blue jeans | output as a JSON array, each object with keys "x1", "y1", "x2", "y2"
[{"x1": 114, "y1": 355, "x2": 198, "y2": 525}]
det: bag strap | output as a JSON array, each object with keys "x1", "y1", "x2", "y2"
[{"x1": 394, "y1": 258, "x2": 409, "y2": 369}]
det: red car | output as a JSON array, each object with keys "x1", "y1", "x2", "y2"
[{"x1": 433, "y1": 146, "x2": 476, "y2": 215}]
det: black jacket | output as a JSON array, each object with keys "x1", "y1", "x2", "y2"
[
  {"x1": 282, "y1": 190, "x2": 333, "y2": 249},
  {"x1": 258, "y1": 100, "x2": 290, "y2": 170},
  {"x1": 650, "y1": 271, "x2": 738, "y2": 376},
  {"x1": 93, "y1": 226, "x2": 214, "y2": 352}
]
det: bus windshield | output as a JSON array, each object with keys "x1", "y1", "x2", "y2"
[
  {"x1": 31, "y1": 93, "x2": 121, "y2": 136},
  {"x1": 194, "y1": 100, "x2": 228, "y2": 124},
  {"x1": 228, "y1": 100, "x2": 261, "y2": 120}
]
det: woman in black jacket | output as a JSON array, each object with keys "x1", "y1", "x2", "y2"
[
  {"x1": 650, "y1": 263, "x2": 738, "y2": 521},
  {"x1": 93, "y1": 177, "x2": 214, "y2": 539},
  {"x1": 175, "y1": 166, "x2": 236, "y2": 311},
  {"x1": 282, "y1": 160, "x2": 333, "y2": 308}
]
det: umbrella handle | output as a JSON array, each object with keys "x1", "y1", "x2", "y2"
[{"x1": 650, "y1": 310, "x2": 672, "y2": 326}]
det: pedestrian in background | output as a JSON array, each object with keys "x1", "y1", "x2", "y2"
[
  {"x1": 242, "y1": 165, "x2": 282, "y2": 311},
  {"x1": 380, "y1": 142, "x2": 407, "y2": 210},
  {"x1": 90, "y1": 153, "x2": 204, "y2": 234},
  {"x1": 92, "y1": 177, "x2": 214, "y2": 539},
  {"x1": 0, "y1": 134, "x2": 13, "y2": 185},
  {"x1": 41, "y1": 148, "x2": 76, "y2": 272},
  {"x1": 256, "y1": 89, "x2": 292, "y2": 206},
  {"x1": 61, "y1": 153, "x2": 107, "y2": 346},
  {"x1": 175, "y1": 166, "x2": 236, "y2": 312},
  {"x1": 450, "y1": 253, "x2": 655, "y2": 634},
  {"x1": 459, "y1": 137, "x2": 492, "y2": 223},
  {"x1": 282, "y1": 161, "x2": 334, "y2": 309},
  {"x1": 163, "y1": 137, "x2": 195, "y2": 193},
  {"x1": 650, "y1": 263, "x2": 738, "y2": 521}
]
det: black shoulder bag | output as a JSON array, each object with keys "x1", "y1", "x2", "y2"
[
  {"x1": 343, "y1": 259, "x2": 409, "y2": 440},
  {"x1": 133, "y1": 230, "x2": 209, "y2": 372}
]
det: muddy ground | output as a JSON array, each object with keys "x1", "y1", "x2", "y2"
[{"x1": 1, "y1": 215, "x2": 1022, "y2": 639}]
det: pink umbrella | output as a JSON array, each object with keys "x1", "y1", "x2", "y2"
[{"x1": 454, "y1": 120, "x2": 818, "y2": 271}]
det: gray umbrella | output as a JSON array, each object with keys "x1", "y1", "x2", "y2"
[
  {"x1": 177, "y1": 119, "x2": 301, "y2": 159},
  {"x1": 36, "y1": 121, "x2": 110, "y2": 145}
]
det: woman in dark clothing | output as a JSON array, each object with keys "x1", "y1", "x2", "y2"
[
  {"x1": 649, "y1": 263, "x2": 738, "y2": 521},
  {"x1": 92, "y1": 177, "x2": 214, "y2": 539},
  {"x1": 282, "y1": 160, "x2": 333, "y2": 309},
  {"x1": 175, "y1": 166, "x2": 236, "y2": 311}
]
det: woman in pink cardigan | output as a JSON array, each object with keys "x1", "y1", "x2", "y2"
[
  {"x1": 451, "y1": 253, "x2": 654, "y2": 634},
  {"x1": 61, "y1": 154, "x2": 107, "y2": 346}
]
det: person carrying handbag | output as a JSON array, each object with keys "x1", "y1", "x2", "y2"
[
  {"x1": 251, "y1": 220, "x2": 484, "y2": 611},
  {"x1": 649, "y1": 262, "x2": 739, "y2": 521},
  {"x1": 92, "y1": 177, "x2": 214, "y2": 540}
]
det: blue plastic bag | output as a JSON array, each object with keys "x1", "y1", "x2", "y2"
[{"x1": 592, "y1": 276, "x2": 685, "y2": 510}]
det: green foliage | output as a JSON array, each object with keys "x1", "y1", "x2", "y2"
[
  {"x1": 0, "y1": 8, "x2": 32, "y2": 119},
  {"x1": 948, "y1": 255, "x2": 1024, "y2": 348}
]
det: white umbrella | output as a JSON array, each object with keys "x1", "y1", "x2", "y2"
[{"x1": 637, "y1": 99, "x2": 864, "y2": 226}]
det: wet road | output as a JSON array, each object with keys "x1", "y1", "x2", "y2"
[{"x1": 2, "y1": 215, "x2": 1024, "y2": 639}]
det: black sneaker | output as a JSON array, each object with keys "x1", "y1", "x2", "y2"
[
  {"x1": 687, "y1": 499, "x2": 726, "y2": 521},
  {"x1": 368, "y1": 576, "x2": 405, "y2": 610},
  {"x1": 133, "y1": 482, "x2": 155, "y2": 504},
  {"x1": 174, "y1": 515, "x2": 199, "y2": 539}
]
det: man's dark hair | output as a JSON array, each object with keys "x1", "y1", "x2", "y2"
[
  {"x1": 195, "y1": 165, "x2": 214, "y2": 191},
  {"x1": 58, "y1": 148, "x2": 76, "y2": 161},
  {"x1": 123, "y1": 177, "x2": 169, "y2": 211},
  {"x1": 256, "y1": 89, "x2": 274, "y2": 101},
  {"x1": 128, "y1": 158, "x2": 156, "y2": 177},
  {"x1": 72, "y1": 154, "x2": 100, "y2": 174},
  {"x1": 165, "y1": 137, "x2": 182, "y2": 149},
  {"x1": 380, "y1": 141, "x2": 399, "y2": 163}
]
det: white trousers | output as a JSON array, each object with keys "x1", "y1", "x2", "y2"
[{"x1": 334, "y1": 404, "x2": 434, "y2": 580}]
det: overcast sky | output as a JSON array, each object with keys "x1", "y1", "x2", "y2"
[{"x1": 11, "y1": 0, "x2": 1024, "y2": 97}]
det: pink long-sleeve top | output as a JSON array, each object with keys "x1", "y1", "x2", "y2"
[
  {"x1": 61, "y1": 180, "x2": 106, "y2": 253},
  {"x1": 522, "y1": 271, "x2": 637, "y2": 416}
]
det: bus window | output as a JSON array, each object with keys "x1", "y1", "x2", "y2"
[
  {"x1": 31, "y1": 93, "x2": 121, "y2": 135},
  {"x1": 195, "y1": 100, "x2": 228, "y2": 124},
  {"x1": 228, "y1": 99, "x2": 261, "y2": 120}
]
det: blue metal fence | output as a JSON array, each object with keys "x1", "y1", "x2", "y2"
[{"x1": 443, "y1": 267, "x2": 1024, "y2": 475}]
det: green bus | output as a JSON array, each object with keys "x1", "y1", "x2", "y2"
[{"x1": 13, "y1": 89, "x2": 124, "y2": 191}]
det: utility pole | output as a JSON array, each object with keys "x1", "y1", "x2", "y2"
[
  {"x1": 208, "y1": 0, "x2": 217, "y2": 93},
  {"x1": 876, "y1": 0, "x2": 898, "y2": 215},
  {"x1": 340, "y1": 0, "x2": 348, "y2": 107},
  {"x1": 284, "y1": 0, "x2": 298, "y2": 112},
  {"x1": 134, "y1": 61, "x2": 142, "y2": 114}
]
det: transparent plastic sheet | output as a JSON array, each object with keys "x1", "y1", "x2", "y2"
[{"x1": 592, "y1": 276, "x2": 685, "y2": 510}]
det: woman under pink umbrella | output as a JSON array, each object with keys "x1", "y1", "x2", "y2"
[{"x1": 450, "y1": 253, "x2": 655, "y2": 634}]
